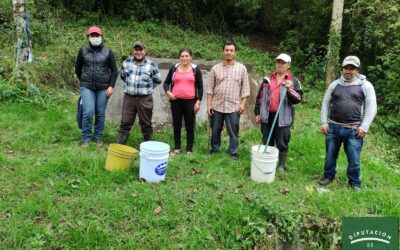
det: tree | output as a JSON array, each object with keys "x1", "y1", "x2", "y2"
[
  {"x1": 325, "y1": 0, "x2": 344, "y2": 88},
  {"x1": 13, "y1": 0, "x2": 32, "y2": 80}
]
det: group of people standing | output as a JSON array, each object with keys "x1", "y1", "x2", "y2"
[{"x1": 75, "y1": 26, "x2": 377, "y2": 191}]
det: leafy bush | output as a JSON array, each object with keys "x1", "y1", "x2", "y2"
[
  {"x1": 0, "y1": 1, "x2": 13, "y2": 49},
  {"x1": 342, "y1": 0, "x2": 400, "y2": 138},
  {"x1": 0, "y1": 78, "x2": 24, "y2": 101},
  {"x1": 261, "y1": 0, "x2": 332, "y2": 68},
  {"x1": 31, "y1": 0, "x2": 263, "y2": 33},
  {"x1": 0, "y1": 77, "x2": 65, "y2": 108}
]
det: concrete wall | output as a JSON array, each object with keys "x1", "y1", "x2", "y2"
[{"x1": 105, "y1": 57, "x2": 262, "y2": 129}]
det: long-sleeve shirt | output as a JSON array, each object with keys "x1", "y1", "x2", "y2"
[
  {"x1": 321, "y1": 74, "x2": 377, "y2": 132},
  {"x1": 120, "y1": 57, "x2": 162, "y2": 96},
  {"x1": 254, "y1": 72, "x2": 302, "y2": 126},
  {"x1": 207, "y1": 62, "x2": 250, "y2": 113}
]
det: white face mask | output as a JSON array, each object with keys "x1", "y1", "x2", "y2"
[{"x1": 89, "y1": 37, "x2": 102, "y2": 46}]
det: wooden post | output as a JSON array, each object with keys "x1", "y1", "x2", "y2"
[{"x1": 325, "y1": 0, "x2": 344, "y2": 88}]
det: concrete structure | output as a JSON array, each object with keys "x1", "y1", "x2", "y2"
[{"x1": 106, "y1": 57, "x2": 262, "y2": 129}]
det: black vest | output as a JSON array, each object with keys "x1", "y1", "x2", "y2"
[
  {"x1": 80, "y1": 44, "x2": 111, "y2": 90},
  {"x1": 330, "y1": 84, "x2": 365, "y2": 124}
]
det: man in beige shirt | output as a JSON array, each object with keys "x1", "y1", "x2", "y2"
[{"x1": 207, "y1": 41, "x2": 250, "y2": 160}]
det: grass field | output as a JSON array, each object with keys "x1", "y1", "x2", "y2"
[{"x1": 0, "y1": 91, "x2": 399, "y2": 249}]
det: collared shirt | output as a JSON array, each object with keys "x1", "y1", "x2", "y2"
[
  {"x1": 268, "y1": 71, "x2": 301, "y2": 112},
  {"x1": 120, "y1": 57, "x2": 162, "y2": 96},
  {"x1": 207, "y1": 62, "x2": 250, "y2": 113},
  {"x1": 268, "y1": 75, "x2": 281, "y2": 112}
]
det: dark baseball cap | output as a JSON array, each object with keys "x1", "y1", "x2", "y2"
[{"x1": 133, "y1": 41, "x2": 145, "y2": 49}]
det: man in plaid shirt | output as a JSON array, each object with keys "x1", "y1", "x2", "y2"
[
  {"x1": 207, "y1": 41, "x2": 250, "y2": 160},
  {"x1": 117, "y1": 41, "x2": 162, "y2": 144}
]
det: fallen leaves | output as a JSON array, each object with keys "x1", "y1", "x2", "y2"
[
  {"x1": 306, "y1": 185, "x2": 330, "y2": 194},
  {"x1": 279, "y1": 188, "x2": 290, "y2": 195},
  {"x1": 191, "y1": 168, "x2": 203, "y2": 175},
  {"x1": 234, "y1": 184, "x2": 244, "y2": 194},
  {"x1": 244, "y1": 194, "x2": 254, "y2": 201},
  {"x1": 305, "y1": 185, "x2": 316, "y2": 193},
  {"x1": 313, "y1": 174, "x2": 322, "y2": 180},
  {"x1": 153, "y1": 205, "x2": 162, "y2": 215},
  {"x1": 89, "y1": 206, "x2": 98, "y2": 212},
  {"x1": 6, "y1": 146, "x2": 13, "y2": 154}
]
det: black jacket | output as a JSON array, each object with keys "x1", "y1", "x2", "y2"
[{"x1": 75, "y1": 43, "x2": 118, "y2": 90}]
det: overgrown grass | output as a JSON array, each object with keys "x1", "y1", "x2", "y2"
[
  {"x1": 1, "y1": 14, "x2": 399, "y2": 249},
  {"x1": 1, "y1": 17, "x2": 275, "y2": 89},
  {"x1": 0, "y1": 90, "x2": 399, "y2": 249}
]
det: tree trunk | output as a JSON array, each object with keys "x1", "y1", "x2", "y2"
[
  {"x1": 325, "y1": 0, "x2": 344, "y2": 88},
  {"x1": 13, "y1": 0, "x2": 31, "y2": 79}
]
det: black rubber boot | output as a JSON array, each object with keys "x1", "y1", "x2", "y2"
[
  {"x1": 117, "y1": 132, "x2": 129, "y2": 145},
  {"x1": 143, "y1": 134, "x2": 152, "y2": 142},
  {"x1": 277, "y1": 152, "x2": 287, "y2": 173}
]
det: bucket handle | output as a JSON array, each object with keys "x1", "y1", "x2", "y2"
[
  {"x1": 253, "y1": 160, "x2": 276, "y2": 174},
  {"x1": 145, "y1": 155, "x2": 169, "y2": 161}
]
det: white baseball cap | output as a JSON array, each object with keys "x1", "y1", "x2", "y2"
[
  {"x1": 276, "y1": 53, "x2": 291, "y2": 63},
  {"x1": 342, "y1": 56, "x2": 360, "y2": 68}
]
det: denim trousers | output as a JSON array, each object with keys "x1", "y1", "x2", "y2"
[
  {"x1": 323, "y1": 123, "x2": 364, "y2": 187},
  {"x1": 80, "y1": 87, "x2": 108, "y2": 143},
  {"x1": 210, "y1": 111, "x2": 240, "y2": 155}
]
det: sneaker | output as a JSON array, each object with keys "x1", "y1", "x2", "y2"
[
  {"x1": 318, "y1": 178, "x2": 333, "y2": 186},
  {"x1": 231, "y1": 154, "x2": 239, "y2": 161},
  {"x1": 186, "y1": 151, "x2": 193, "y2": 156},
  {"x1": 81, "y1": 142, "x2": 89, "y2": 148},
  {"x1": 96, "y1": 141, "x2": 104, "y2": 147},
  {"x1": 352, "y1": 186, "x2": 361, "y2": 192},
  {"x1": 170, "y1": 150, "x2": 180, "y2": 157}
]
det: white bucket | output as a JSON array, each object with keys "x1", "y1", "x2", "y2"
[
  {"x1": 251, "y1": 145, "x2": 279, "y2": 183},
  {"x1": 139, "y1": 141, "x2": 170, "y2": 183}
]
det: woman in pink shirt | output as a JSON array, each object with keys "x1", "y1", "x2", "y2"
[{"x1": 163, "y1": 48, "x2": 203, "y2": 156}]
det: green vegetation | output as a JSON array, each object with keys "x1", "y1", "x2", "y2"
[
  {"x1": 1, "y1": 87, "x2": 399, "y2": 248},
  {"x1": 1, "y1": 1, "x2": 400, "y2": 248}
]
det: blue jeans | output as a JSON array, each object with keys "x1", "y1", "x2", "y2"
[
  {"x1": 210, "y1": 111, "x2": 240, "y2": 155},
  {"x1": 80, "y1": 87, "x2": 108, "y2": 143},
  {"x1": 323, "y1": 123, "x2": 364, "y2": 187}
]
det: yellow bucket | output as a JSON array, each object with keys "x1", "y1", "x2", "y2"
[{"x1": 105, "y1": 143, "x2": 138, "y2": 172}]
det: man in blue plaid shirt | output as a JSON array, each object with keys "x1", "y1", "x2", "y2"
[{"x1": 117, "y1": 41, "x2": 162, "y2": 144}]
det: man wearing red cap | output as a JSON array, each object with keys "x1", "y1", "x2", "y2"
[{"x1": 75, "y1": 26, "x2": 118, "y2": 148}]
